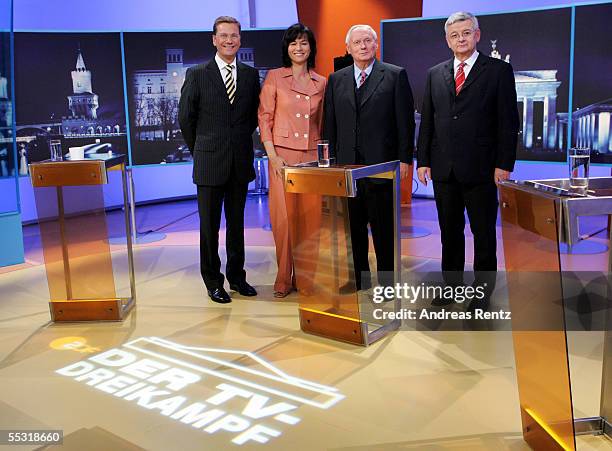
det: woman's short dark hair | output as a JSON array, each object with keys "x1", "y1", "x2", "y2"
[{"x1": 281, "y1": 23, "x2": 317, "y2": 69}]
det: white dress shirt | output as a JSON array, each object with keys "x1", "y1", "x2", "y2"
[
  {"x1": 353, "y1": 60, "x2": 375, "y2": 86},
  {"x1": 215, "y1": 53, "x2": 237, "y2": 84},
  {"x1": 454, "y1": 50, "x2": 479, "y2": 79}
]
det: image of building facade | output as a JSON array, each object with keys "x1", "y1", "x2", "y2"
[
  {"x1": 61, "y1": 48, "x2": 124, "y2": 137},
  {"x1": 14, "y1": 43, "x2": 127, "y2": 170},
  {"x1": 131, "y1": 47, "x2": 265, "y2": 142},
  {"x1": 0, "y1": 72, "x2": 12, "y2": 128},
  {"x1": 0, "y1": 72, "x2": 13, "y2": 177},
  {"x1": 489, "y1": 41, "x2": 566, "y2": 154},
  {"x1": 572, "y1": 99, "x2": 612, "y2": 156}
]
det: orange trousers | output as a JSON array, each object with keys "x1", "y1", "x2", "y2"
[{"x1": 268, "y1": 147, "x2": 317, "y2": 292}]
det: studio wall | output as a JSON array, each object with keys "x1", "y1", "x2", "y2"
[
  {"x1": 13, "y1": 0, "x2": 297, "y2": 31},
  {"x1": 296, "y1": 0, "x2": 421, "y2": 76},
  {"x1": 422, "y1": 0, "x2": 611, "y2": 16}
]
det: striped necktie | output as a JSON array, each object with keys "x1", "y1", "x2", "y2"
[
  {"x1": 358, "y1": 70, "x2": 367, "y2": 88},
  {"x1": 225, "y1": 64, "x2": 235, "y2": 104},
  {"x1": 455, "y1": 62, "x2": 466, "y2": 95}
]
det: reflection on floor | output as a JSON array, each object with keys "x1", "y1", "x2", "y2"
[{"x1": 0, "y1": 197, "x2": 610, "y2": 450}]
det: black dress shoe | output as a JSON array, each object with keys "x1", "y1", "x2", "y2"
[
  {"x1": 229, "y1": 280, "x2": 257, "y2": 297},
  {"x1": 207, "y1": 287, "x2": 232, "y2": 304}
]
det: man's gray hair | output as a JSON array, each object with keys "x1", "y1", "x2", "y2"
[
  {"x1": 444, "y1": 11, "x2": 479, "y2": 34},
  {"x1": 345, "y1": 24, "x2": 378, "y2": 45}
]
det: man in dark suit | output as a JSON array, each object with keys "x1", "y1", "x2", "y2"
[
  {"x1": 324, "y1": 24, "x2": 415, "y2": 290},
  {"x1": 179, "y1": 16, "x2": 260, "y2": 303},
  {"x1": 417, "y1": 12, "x2": 519, "y2": 305}
]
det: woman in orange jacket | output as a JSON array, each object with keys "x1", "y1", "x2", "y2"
[{"x1": 258, "y1": 23, "x2": 326, "y2": 297}]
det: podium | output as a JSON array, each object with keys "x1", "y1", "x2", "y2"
[
  {"x1": 283, "y1": 161, "x2": 401, "y2": 346},
  {"x1": 29, "y1": 154, "x2": 136, "y2": 322},
  {"x1": 499, "y1": 178, "x2": 612, "y2": 450}
]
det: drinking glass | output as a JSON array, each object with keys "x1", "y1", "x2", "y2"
[
  {"x1": 49, "y1": 139, "x2": 63, "y2": 161},
  {"x1": 317, "y1": 140, "x2": 332, "y2": 167},
  {"x1": 568, "y1": 147, "x2": 590, "y2": 189}
]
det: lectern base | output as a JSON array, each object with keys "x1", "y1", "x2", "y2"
[
  {"x1": 299, "y1": 307, "x2": 401, "y2": 346},
  {"x1": 521, "y1": 407, "x2": 568, "y2": 450},
  {"x1": 49, "y1": 297, "x2": 135, "y2": 322},
  {"x1": 299, "y1": 307, "x2": 365, "y2": 345}
]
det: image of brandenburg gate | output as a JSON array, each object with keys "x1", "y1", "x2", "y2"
[
  {"x1": 572, "y1": 99, "x2": 612, "y2": 155},
  {"x1": 515, "y1": 70, "x2": 565, "y2": 151}
]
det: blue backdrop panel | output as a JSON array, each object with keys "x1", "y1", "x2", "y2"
[{"x1": 0, "y1": 213, "x2": 24, "y2": 266}]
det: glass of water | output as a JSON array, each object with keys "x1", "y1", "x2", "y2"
[
  {"x1": 317, "y1": 140, "x2": 332, "y2": 167},
  {"x1": 49, "y1": 139, "x2": 63, "y2": 161},
  {"x1": 568, "y1": 147, "x2": 590, "y2": 188}
]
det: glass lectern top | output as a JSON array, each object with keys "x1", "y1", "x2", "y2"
[{"x1": 520, "y1": 177, "x2": 612, "y2": 198}]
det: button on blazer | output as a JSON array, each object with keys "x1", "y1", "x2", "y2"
[{"x1": 258, "y1": 67, "x2": 326, "y2": 150}]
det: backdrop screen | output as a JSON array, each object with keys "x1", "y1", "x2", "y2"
[
  {"x1": 13, "y1": 32, "x2": 128, "y2": 174},
  {"x1": 573, "y1": 3, "x2": 612, "y2": 165},
  {"x1": 0, "y1": 30, "x2": 18, "y2": 214},
  {"x1": 0, "y1": 31, "x2": 15, "y2": 180},
  {"x1": 123, "y1": 29, "x2": 284, "y2": 166},
  {"x1": 382, "y1": 8, "x2": 572, "y2": 163}
]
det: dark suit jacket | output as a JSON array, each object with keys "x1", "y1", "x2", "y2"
[
  {"x1": 324, "y1": 60, "x2": 415, "y2": 165},
  {"x1": 179, "y1": 59, "x2": 260, "y2": 186},
  {"x1": 417, "y1": 53, "x2": 519, "y2": 184}
]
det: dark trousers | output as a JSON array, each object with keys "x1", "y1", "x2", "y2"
[
  {"x1": 432, "y1": 171, "x2": 498, "y2": 286},
  {"x1": 348, "y1": 179, "x2": 394, "y2": 288},
  {"x1": 197, "y1": 179, "x2": 248, "y2": 290}
]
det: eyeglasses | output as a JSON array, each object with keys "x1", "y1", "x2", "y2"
[
  {"x1": 351, "y1": 38, "x2": 374, "y2": 46},
  {"x1": 448, "y1": 29, "x2": 475, "y2": 40},
  {"x1": 216, "y1": 33, "x2": 240, "y2": 41}
]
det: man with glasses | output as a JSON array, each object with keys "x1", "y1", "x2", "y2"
[
  {"x1": 179, "y1": 16, "x2": 261, "y2": 303},
  {"x1": 324, "y1": 24, "x2": 415, "y2": 291},
  {"x1": 417, "y1": 12, "x2": 519, "y2": 309}
]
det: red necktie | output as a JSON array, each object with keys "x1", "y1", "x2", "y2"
[
  {"x1": 455, "y1": 62, "x2": 466, "y2": 95},
  {"x1": 358, "y1": 71, "x2": 367, "y2": 88}
]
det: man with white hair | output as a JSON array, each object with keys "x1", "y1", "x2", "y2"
[
  {"x1": 417, "y1": 12, "x2": 519, "y2": 308},
  {"x1": 324, "y1": 24, "x2": 415, "y2": 291}
]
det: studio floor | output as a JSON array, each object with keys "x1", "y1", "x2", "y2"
[{"x1": 0, "y1": 196, "x2": 611, "y2": 450}]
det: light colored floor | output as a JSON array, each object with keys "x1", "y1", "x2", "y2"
[{"x1": 0, "y1": 198, "x2": 610, "y2": 450}]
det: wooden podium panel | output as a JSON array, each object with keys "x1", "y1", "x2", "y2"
[
  {"x1": 500, "y1": 183, "x2": 576, "y2": 451},
  {"x1": 284, "y1": 162, "x2": 401, "y2": 346},
  {"x1": 500, "y1": 177, "x2": 612, "y2": 450},
  {"x1": 29, "y1": 155, "x2": 135, "y2": 322}
]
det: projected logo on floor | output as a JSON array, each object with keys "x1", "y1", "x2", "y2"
[{"x1": 55, "y1": 337, "x2": 344, "y2": 445}]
